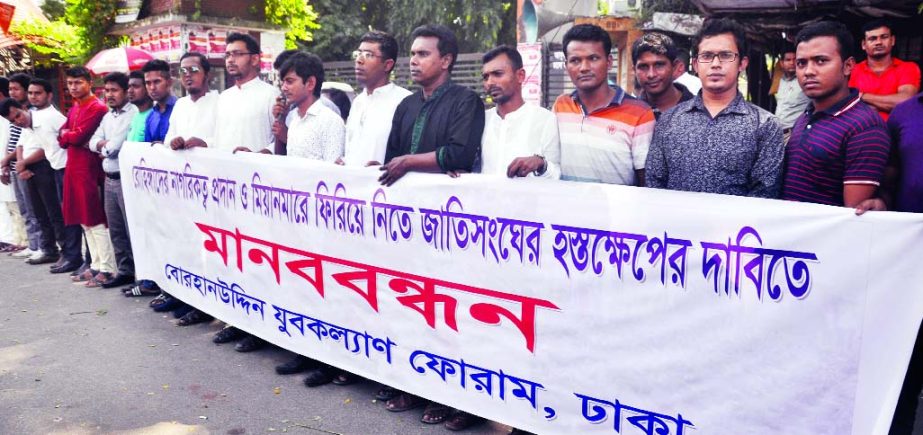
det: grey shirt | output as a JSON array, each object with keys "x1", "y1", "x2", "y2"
[
  {"x1": 645, "y1": 92, "x2": 784, "y2": 198},
  {"x1": 774, "y1": 76, "x2": 810, "y2": 130}
]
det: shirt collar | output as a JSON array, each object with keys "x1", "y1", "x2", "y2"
[
  {"x1": 806, "y1": 88, "x2": 861, "y2": 118},
  {"x1": 236, "y1": 77, "x2": 261, "y2": 90},
  {"x1": 570, "y1": 86, "x2": 625, "y2": 113},
  {"x1": 366, "y1": 82, "x2": 395, "y2": 97},
  {"x1": 111, "y1": 102, "x2": 130, "y2": 114},
  {"x1": 156, "y1": 95, "x2": 177, "y2": 111},
  {"x1": 686, "y1": 91, "x2": 747, "y2": 115}
]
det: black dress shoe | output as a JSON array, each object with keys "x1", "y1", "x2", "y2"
[
  {"x1": 303, "y1": 365, "x2": 336, "y2": 387},
  {"x1": 234, "y1": 335, "x2": 265, "y2": 352},
  {"x1": 275, "y1": 355, "x2": 317, "y2": 375},
  {"x1": 101, "y1": 274, "x2": 135, "y2": 288},
  {"x1": 49, "y1": 261, "x2": 80, "y2": 274},
  {"x1": 213, "y1": 326, "x2": 246, "y2": 344}
]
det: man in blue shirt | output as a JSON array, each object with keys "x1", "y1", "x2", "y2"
[{"x1": 142, "y1": 60, "x2": 176, "y2": 143}]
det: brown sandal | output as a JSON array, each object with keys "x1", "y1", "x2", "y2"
[
  {"x1": 385, "y1": 393, "x2": 426, "y2": 412},
  {"x1": 444, "y1": 411, "x2": 485, "y2": 431},
  {"x1": 421, "y1": 402, "x2": 452, "y2": 424}
]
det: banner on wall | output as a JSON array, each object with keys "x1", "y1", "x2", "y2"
[{"x1": 121, "y1": 144, "x2": 923, "y2": 435}]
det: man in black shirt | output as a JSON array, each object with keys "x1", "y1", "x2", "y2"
[{"x1": 378, "y1": 24, "x2": 484, "y2": 185}]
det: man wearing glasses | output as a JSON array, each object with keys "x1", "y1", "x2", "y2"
[
  {"x1": 166, "y1": 52, "x2": 219, "y2": 151},
  {"x1": 342, "y1": 31, "x2": 411, "y2": 167},
  {"x1": 645, "y1": 18, "x2": 784, "y2": 198},
  {"x1": 190, "y1": 32, "x2": 279, "y2": 153}
]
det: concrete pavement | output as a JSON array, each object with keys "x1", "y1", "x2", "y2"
[{"x1": 0, "y1": 254, "x2": 511, "y2": 435}]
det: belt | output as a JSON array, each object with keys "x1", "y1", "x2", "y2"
[{"x1": 105, "y1": 172, "x2": 121, "y2": 180}]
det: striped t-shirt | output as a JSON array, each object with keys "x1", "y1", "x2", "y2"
[
  {"x1": 553, "y1": 87, "x2": 655, "y2": 185},
  {"x1": 6, "y1": 123, "x2": 22, "y2": 172},
  {"x1": 781, "y1": 90, "x2": 890, "y2": 206}
]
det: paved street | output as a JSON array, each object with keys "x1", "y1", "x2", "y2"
[{"x1": 0, "y1": 255, "x2": 510, "y2": 435}]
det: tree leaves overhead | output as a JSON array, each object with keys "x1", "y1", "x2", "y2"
[
  {"x1": 309, "y1": 0, "x2": 515, "y2": 60},
  {"x1": 266, "y1": 0, "x2": 321, "y2": 49}
]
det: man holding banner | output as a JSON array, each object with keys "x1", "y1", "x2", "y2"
[
  {"x1": 645, "y1": 18, "x2": 784, "y2": 198},
  {"x1": 782, "y1": 21, "x2": 890, "y2": 208},
  {"x1": 378, "y1": 24, "x2": 484, "y2": 187},
  {"x1": 479, "y1": 45, "x2": 560, "y2": 180},
  {"x1": 378, "y1": 24, "x2": 484, "y2": 426},
  {"x1": 553, "y1": 24, "x2": 654, "y2": 186}
]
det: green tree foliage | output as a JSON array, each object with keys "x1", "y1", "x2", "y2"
[
  {"x1": 266, "y1": 0, "x2": 321, "y2": 49},
  {"x1": 10, "y1": 19, "x2": 83, "y2": 66},
  {"x1": 310, "y1": 0, "x2": 516, "y2": 61},
  {"x1": 64, "y1": 0, "x2": 122, "y2": 61}
]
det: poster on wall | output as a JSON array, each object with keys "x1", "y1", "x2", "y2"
[
  {"x1": 259, "y1": 31, "x2": 286, "y2": 76},
  {"x1": 518, "y1": 43, "x2": 544, "y2": 106},
  {"x1": 186, "y1": 25, "x2": 208, "y2": 55},
  {"x1": 207, "y1": 29, "x2": 228, "y2": 59}
]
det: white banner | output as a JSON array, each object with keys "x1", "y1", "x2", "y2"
[{"x1": 121, "y1": 144, "x2": 923, "y2": 435}]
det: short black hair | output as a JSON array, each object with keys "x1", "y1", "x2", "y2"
[
  {"x1": 65, "y1": 66, "x2": 92, "y2": 81},
  {"x1": 563, "y1": 24, "x2": 612, "y2": 58},
  {"x1": 0, "y1": 77, "x2": 8, "y2": 97},
  {"x1": 29, "y1": 78, "x2": 53, "y2": 93},
  {"x1": 141, "y1": 59, "x2": 171, "y2": 79},
  {"x1": 180, "y1": 51, "x2": 210, "y2": 73},
  {"x1": 780, "y1": 42, "x2": 796, "y2": 56},
  {"x1": 129, "y1": 70, "x2": 144, "y2": 81},
  {"x1": 8, "y1": 73, "x2": 31, "y2": 90},
  {"x1": 0, "y1": 98, "x2": 23, "y2": 118},
  {"x1": 226, "y1": 32, "x2": 261, "y2": 55},
  {"x1": 410, "y1": 24, "x2": 459, "y2": 71},
  {"x1": 693, "y1": 18, "x2": 748, "y2": 59},
  {"x1": 360, "y1": 31, "x2": 399, "y2": 67},
  {"x1": 861, "y1": 19, "x2": 892, "y2": 35},
  {"x1": 795, "y1": 21, "x2": 855, "y2": 61},
  {"x1": 482, "y1": 45, "x2": 523, "y2": 70},
  {"x1": 631, "y1": 32, "x2": 679, "y2": 64},
  {"x1": 280, "y1": 52, "x2": 325, "y2": 98},
  {"x1": 273, "y1": 49, "x2": 302, "y2": 70},
  {"x1": 104, "y1": 72, "x2": 129, "y2": 90},
  {"x1": 321, "y1": 88, "x2": 350, "y2": 121}
]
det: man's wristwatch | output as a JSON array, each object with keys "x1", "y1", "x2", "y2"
[{"x1": 532, "y1": 154, "x2": 547, "y2": 176}]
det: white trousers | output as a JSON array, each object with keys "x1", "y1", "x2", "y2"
[
  {"x1": 82, "y1": 223, "x2": 115, "y2": 273},
  {"x1": 1, "y1": 201, "x2": 26, "y2": 246}
]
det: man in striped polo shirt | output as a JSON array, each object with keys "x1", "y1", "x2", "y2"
[
  {"x1": 553, "y1": 24, "x2": 654, "y2": 186},
  {"x1": 781, "y1": 21, "x2": 890, "y2": 207}
]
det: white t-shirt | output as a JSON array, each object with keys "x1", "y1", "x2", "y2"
[
  {"x1": 215, "y1": 78, "x2": 279, "y2": 151},
  {"x1": 344, "y1": 83, "x2": 411, "y2": 166},
  {"x1": 480, "y1": 104, "x2": 561, "y2": 179},
  {"x1": 21, "y1": 106, "x2": 67, "y2": 170},
  {"x1": 164, "y1": 91, "x2": 219, "y2": 147}
]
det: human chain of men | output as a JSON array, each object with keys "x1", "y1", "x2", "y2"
[{"x1": 0, "y1": 12, "x2": 919, "y2": 434}]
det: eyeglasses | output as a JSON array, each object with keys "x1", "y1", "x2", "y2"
[
  {"x1": 696, "y1": 52, "x2": 739, "y2": 63},
  {"x1": 352, "y1": 50, "x2": 381, "y2": 61},
  {"x1": 179, "y1": 66, "x2": 202, "y2": 75},
  {"x1": 225, "y1": 51, "x2": 256, "y2": 59}
]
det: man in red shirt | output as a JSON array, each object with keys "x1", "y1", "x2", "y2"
[
  {"x1": 57, "y1": 67, "x2": 112, "y2": 281},
  {"x1": 848, "y1": 19, "x2": 920, "y2": 120}
]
